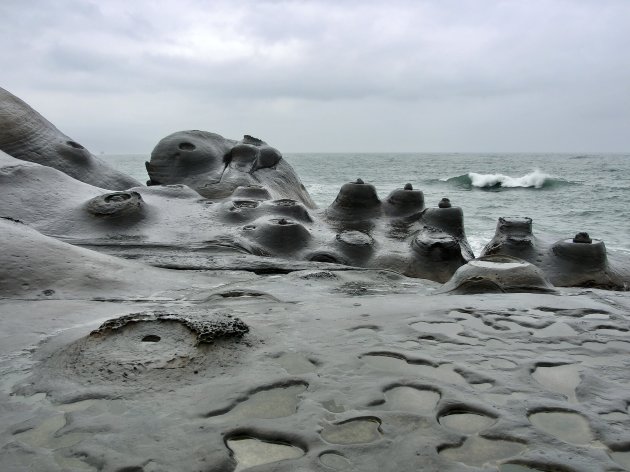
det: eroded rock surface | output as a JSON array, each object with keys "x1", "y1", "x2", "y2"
[
  {"x1": 1, "y1": 90, "x2": 630, "y2": 472},
  {"x1": 482, "y1": 217, "x2": 630, "y2": 290},
  {"x1": 0, "y1": 88, "x2": 140, "y2": 190},
  {"x1": 147, "y1": 131, "x2": 316, "y2": 207},
  {"x1": 2, "y1": 252, "x2": 630, "y2": 471}
]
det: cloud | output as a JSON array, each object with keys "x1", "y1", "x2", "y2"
[{"x1": 1, "y1": 0, "x2": 629, "y2": 152}]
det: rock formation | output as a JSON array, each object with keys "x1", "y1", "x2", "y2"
[
  {"x1": 1, "y1": 89, "x2": 630, "y2": 472},
  {"x1": 0, "y1": 87, "x2": 140, "y2": 190}
]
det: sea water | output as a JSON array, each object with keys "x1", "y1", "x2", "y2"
[{"x1": 103, "y1": 153, "x2": 630, "y2": 256}]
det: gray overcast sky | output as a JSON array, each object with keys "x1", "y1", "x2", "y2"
[{"x1": 1, "y1": 0, "x2": 629, "y2": 153}]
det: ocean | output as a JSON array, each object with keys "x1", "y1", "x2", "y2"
[{"x1": 104, "y1": 153, "x2": 630, "y2": 256}]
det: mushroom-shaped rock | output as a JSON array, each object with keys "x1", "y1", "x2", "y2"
[
  {"x1": 327, "y1": 179, "x2": 381, "y2": 220},
  {"x1": 439, "y1": 255, "x2": 555, "y2": 294},
  {"x1": 421, "y1": 201, "x2": 465, "y2": 238},
  {"x1": 548, "y1": 237, "x2": 616, "y2": 287},
  {"x1": 383, "y1": 185, "x2": 425, "y2": 217},
  {"x1": 482, "y1": 216, "x2": 536, "y2": 258},
  {"x1": 242, "y1": 217, "x2": 312, "y2": 254},
  {"x1": 419, "y1": 201, "x2": 474, "y2": 260}
]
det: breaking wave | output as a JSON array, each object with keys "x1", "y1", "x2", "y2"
[{"x1": 442, "y1": 169, "x2": 575, "y2": 190}]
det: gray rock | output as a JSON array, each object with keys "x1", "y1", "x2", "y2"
[
  {"x1": 147, "y1": 131, "x2": 317, "y2": 207},
  {"x1": 0, "y1": 87, "x2": 141, "y2": 190},
  {"x1": 482, "y1": 217, "x2": 630, "y2": 289}
]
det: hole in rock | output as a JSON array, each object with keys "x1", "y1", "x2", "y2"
[
  {"x1": 178, "y1": 142, "x2": 196, "y2": 151},
  {"x1": 141, "y1": 335, "x2": 161, "y2": 343},
  {"x1": 104, "y1": 193, "x2": 132, "y2": 203},
  {"x1": 66, "y1": 140, "x2": 85, "y2": 149}
]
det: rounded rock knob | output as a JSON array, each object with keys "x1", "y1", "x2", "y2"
[
  {"x1": 573, "y1": 232, "x2": 592, "y2": 244},
  {"x1": 86, "y1": 191, "x2": 144, "y2": 219}
]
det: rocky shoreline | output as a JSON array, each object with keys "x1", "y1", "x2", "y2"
[{"x1": 1, "y1": 87, "x2": 629, "y2": 471}]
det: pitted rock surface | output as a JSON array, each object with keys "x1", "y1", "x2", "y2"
[
  {"x1": 1, "y1": 87, "x2": 630, "y2": 472},
  {"x1": 91, "y1": 311, "x2": 249, "y2": 344}
]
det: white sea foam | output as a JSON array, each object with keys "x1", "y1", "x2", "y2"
[{"x1": 468, "y1": 169, "x2": 552, "y2": 188}]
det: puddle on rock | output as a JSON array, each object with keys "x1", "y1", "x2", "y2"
[
  {"x1": 229, "y1": 384, "x2": 307, "y2": 419},
  {"x1": 382, "y1": 386, "x2": 440, "y2": 413},
  {"x1": 439, "y1": 411, "x2": 496, "y2": 434},
  {"x1": 363, "y1": 354, "x2": 466, "y2": 385},
  {"x1": 528, "y1": 411, "x2": 593, "y2": 444},
  {"x1": 319, "y1": 452, "x2": 352, "y2": 470},
  {"x1": 321, "y1": 417, "x2": 381, "y2": 444},
  {"x1": 227, "y1": 437, "x2": 304, "y2": 471},
  {"x1": 14, "y1": 415, "x2": 88, "y2": 450},
  {"x1": 276, "y1": 352, "x2": 317, "y2": 374},
  {"x1": 321, "y1": 399, "x2": 345, "y2": 413},
  {"x1": 532, "y1": 364, "x2": 580, "y2": 402},
  {"x1": 439, "y1": 436, "x2": 526, "y2": 467},
  {"x1": 609, "y1": 450, "x2": 630, "y2": 470}
]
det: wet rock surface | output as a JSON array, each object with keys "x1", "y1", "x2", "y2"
[
  {"x1": 6, "y1": 287, "x2": 630, "y2": 472},
  {"x1": 1, "y1": 88, "x2": 630, "y2": 471},
  {"x1": 3, "y1": 138, "x2": 630, "y2": 286},
  {"x1": 482, "y1": 217, "x2": 630, "y2": 290},
  {"x1": 2, "y1": 242, "x2": 630, "y2": 471}
]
